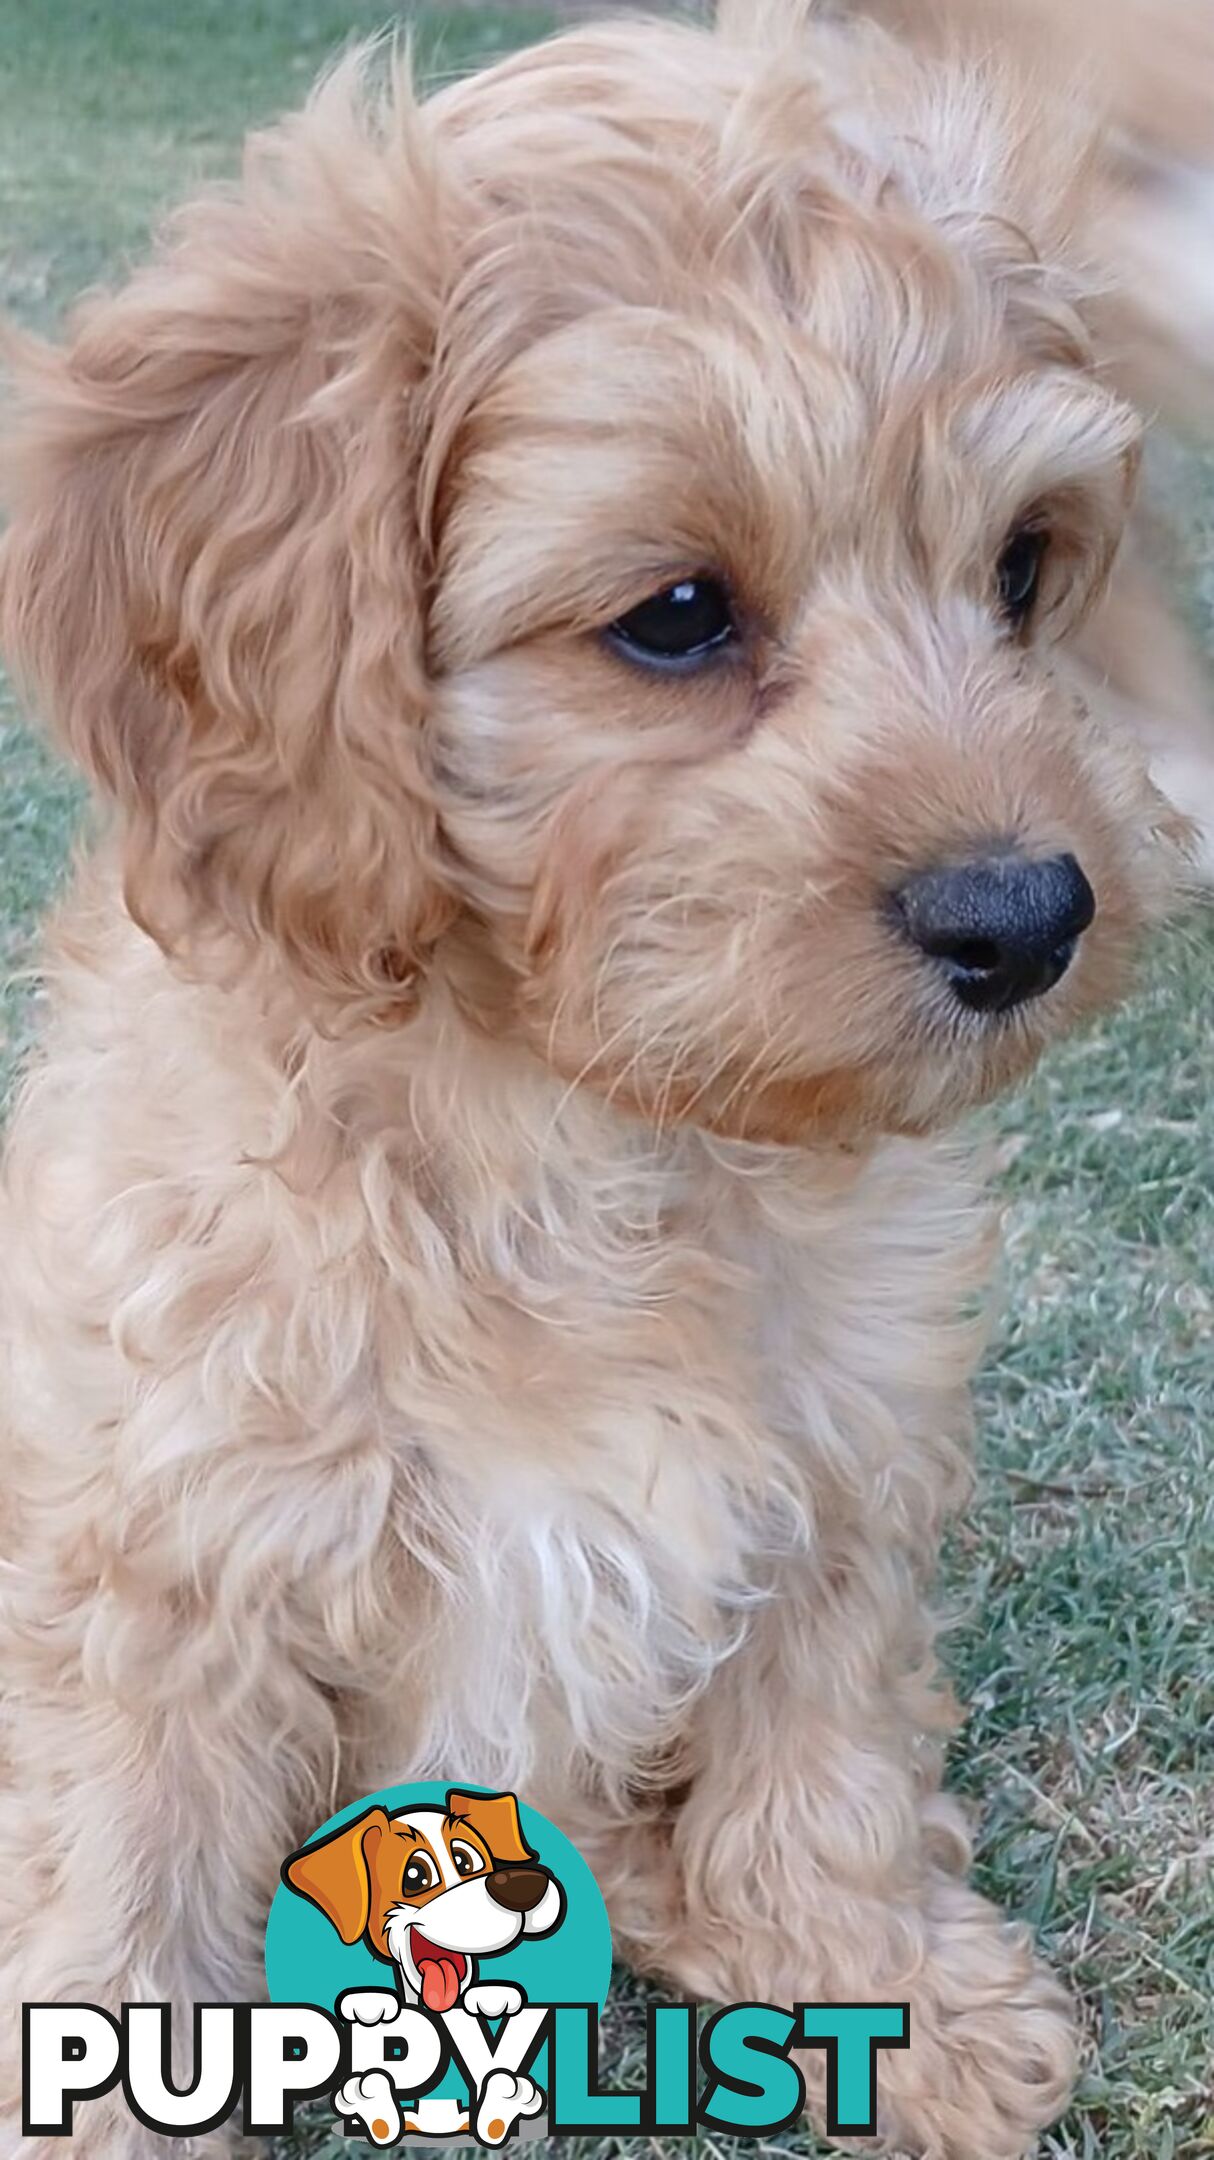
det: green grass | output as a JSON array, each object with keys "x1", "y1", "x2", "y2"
[
  {"x1": 1, "y1": 7, "x2": 1211, "y2": 2158},
  {"x1": 0, "y1": 0, "x2": 557, "y2": 331}
]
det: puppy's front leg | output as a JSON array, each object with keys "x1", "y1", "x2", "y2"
[
  {"x1": 641, "y1": 1570, "x2": 1077, "y2": 2160},
  {"x1": 0, "y1": 1615, "x2": 340, "y2": 2160}
]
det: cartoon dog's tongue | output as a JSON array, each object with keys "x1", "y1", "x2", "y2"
[
  {"x1": 420, "y1": 1957, "x2": 460, "y2": 2013},
  {"x1": 411, "y1": 1930, "x2": 466, "y2": 2013}
]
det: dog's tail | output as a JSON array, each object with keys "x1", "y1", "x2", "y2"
[
  {"x1": 837, "y1": 0, "x2": 1214, "y2": 427},
  {"x1": 1079, "y1": 0, "x2": 1214, "y2": 429}
]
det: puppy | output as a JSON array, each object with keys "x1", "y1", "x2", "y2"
[
  {"x1": 0, "y1": 5, "x2": 1208, "y2": 2158},
  {"x1": 283, "y1": 1787, "x2": 564, "y2": 2011}
]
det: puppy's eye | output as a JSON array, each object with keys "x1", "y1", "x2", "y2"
[
  {"x1": 401, "y1": 1853, "x2": 437, "y2": 1895},
  {"x1": 607, "y1": 577, "x2": 736, "y2": 667},
  {"x1": 450, "y1": 1841, "x2": 485, "y2": 1879},
  {"x1": 996, "y1": 526, "x2": 1048, "y2": 630}
]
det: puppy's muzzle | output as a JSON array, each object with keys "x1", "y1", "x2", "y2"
[
  {"x1": 892, "y1": 851, "x2": 1096, "y2": 1014},
  {"x1": 485, "y1": 1866, "x2": 551, "y2": 1913}
]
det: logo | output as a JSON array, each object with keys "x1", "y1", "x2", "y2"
[
  {"x1": 23, "y1": 1782, "x2": 909, "y2": 2145},
  {"x1": 266, "y1": 1781, "x2": 611, "y2": 2145}
]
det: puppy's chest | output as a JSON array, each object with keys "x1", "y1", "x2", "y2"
[
  {"x1": 379, "y1": 1134, "x2": 975, "y2": 1637},
  {"x1": 387, "y1": 1170, "x2": 795, "y2": 1593},
  {"x1": 356, "y1": 1134, "x2": 981, "y2": 1792}
]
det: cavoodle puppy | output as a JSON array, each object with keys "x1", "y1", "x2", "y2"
[{"x1": 0, "y1": 3, "x2": 1209, "y2": 2155}]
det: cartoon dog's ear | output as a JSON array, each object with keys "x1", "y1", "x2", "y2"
[
  {"x1": 446, "y1": 1789, "x2": 534, "y2": 1867},
  {"x1": 282, "y1": 1805, "x2": 392, "y2": 1946}
]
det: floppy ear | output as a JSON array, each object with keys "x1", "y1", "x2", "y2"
[
  {"x1": 282, "y1": 1805, "x2": 392, "y2": 1946},
  {"x1": 447, "y1": 1789, "x2": 535, "y2": 1867},
  {"x1": 0, "y1": 51, "x2": 457, "y2": 1020}
]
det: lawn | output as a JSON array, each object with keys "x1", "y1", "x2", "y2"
[{"x1": 1, "y1": 6, "x2": 1211, "y2": 2158}]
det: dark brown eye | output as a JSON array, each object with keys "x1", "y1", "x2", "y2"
[
  {"x1": 401, "y1": 1853, "x2": 436, "y2": 1895},
  {"x1": 996, "y1": 526, "x2": 1048, "y2": 630},
  {"x1": 608, "y1": 577, "x2": 736, "y2": 667}
]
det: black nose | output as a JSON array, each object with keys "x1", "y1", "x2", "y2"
[
  {"x1": 485, "y1": 1866, "x2": 549, "y2": 1914},
  {"x1": 892, "y1": 852, "x2": 1095, "y2": 1013}
]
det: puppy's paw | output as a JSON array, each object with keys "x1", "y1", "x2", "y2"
[
  {"x1": 336, "y1": 1987, "x2": 402, "y2": 2026},
  {"x1": 334, "y1": 2069, "x2": 402, "y2": 2146},
  {"x1": 463, "y1": 1981, "x2": 526, "y2": 2020},
  {"x1": 475, "y1": 2068, "x2": 544, "y2": 2146},
  {"x1": 869, "y1": 1887, "x2": 1078, "y2": 2159}
]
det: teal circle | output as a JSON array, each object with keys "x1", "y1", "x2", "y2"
[{"x1": 265, "y1": 1781, "x2": 612, "y2": 2016}]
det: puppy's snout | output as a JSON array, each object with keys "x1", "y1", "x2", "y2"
[
  {"x1": 892, "y1": 852, "x2": 1096, "y2": 1014},
  {"x1": 485, "y1": 1866, "x2": 549, "y2": 1913}
]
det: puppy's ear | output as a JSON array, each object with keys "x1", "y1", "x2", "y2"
[
  {"x1": 283, "y1": 1805, "x2": 392, "y2": 1946},
  {"x1": 446, "y1": 1789, "x2": 535, "y2": 1868},
  {"x1": 0, "y1": 53, "x2": 457, "y2": 1019}
]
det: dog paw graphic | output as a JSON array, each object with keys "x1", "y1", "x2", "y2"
[
  {"x1": 463, "y1": 1981, "x2": 526, "y2": 2020},
  {"x1": 475, "y1": 2068, "x2": 544, "y2": 2146},
  {"x1": 334, "y1": 2069, "x2": 402, "y2": 2146},
  {"x1": 336, "y1": 1987, "x2": 402, "y2": 2026}
]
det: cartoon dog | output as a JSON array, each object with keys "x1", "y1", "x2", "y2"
[
  {"x1": 284, "y1": 1787, "x2": 564, "y2": 2011},
  {"x1": 284, "y1": 1789, "x2": 562, "y2": 2145}
]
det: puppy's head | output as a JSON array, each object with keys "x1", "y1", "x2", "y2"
[
  {"x1": 0, "y1": 6, "x2": 1185, "y2": 1137},
  {"x1": 283, "y1": 1790, "x2": 564, "y2": 2008}
]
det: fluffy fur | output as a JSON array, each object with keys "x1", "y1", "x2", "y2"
[{"x1": 0, "y1": 4, "x2": 1209, "y2": 2156}]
